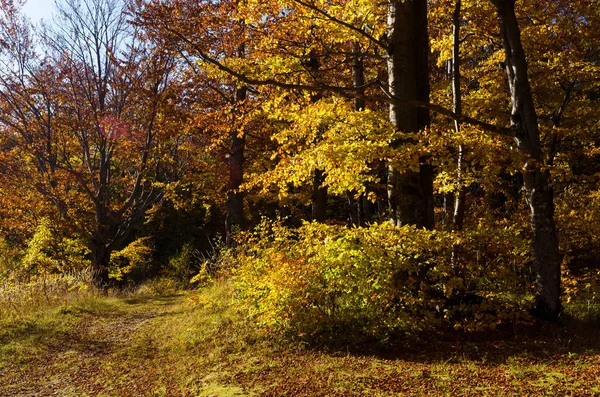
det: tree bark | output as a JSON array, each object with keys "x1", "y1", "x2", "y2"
[
  {"x1": 225, "y1": 44, "x2": 247, "y2": 247},
  {"x1": 309, "y1": 51, "x2": 328, "y2": 222},
  {"x1": 492, "y1": 0, "x2": 561, "y2": 318},
  {"x1": 386, "y1": 0, "x2": 434, "y2": 229},
  {"x1": 353, "y1": 41, "x2": 366, "y2": 226},
  {"x1": 312, "y1": 169, "x2": 328, "y2": 222},
  {"x1": 90, "y1": 205, "x2": 112, "y2": 287},
  {"x1": 90, "y1": 238, "x2": 111, "y2": 287},
  {"x1": 452, "y1": 0, "x2": 466, "y2": 232}
]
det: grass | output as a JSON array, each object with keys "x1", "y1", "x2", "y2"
[
  {"x1": 0, "y1": 269, "x2": 99, "y2": 320},
  {"x1": 1, "y1": 279, "x2": 600, "y2": 396}
]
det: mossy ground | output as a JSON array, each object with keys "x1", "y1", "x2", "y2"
[{"x1": 1, "y1": 282, "x2": 599, "y2": 396}]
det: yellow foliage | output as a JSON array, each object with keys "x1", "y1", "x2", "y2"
[
  {"x1": 233, "y1": 220, "x2": 532, "y2": 339},
  {"x1": 109, "y1": 238, "x2": 154, "y2": 281},
  {"x1": 22, "y1": 218, "x2": 91, "y2": 276},
  {"x1": 246, "y1": 98, "x2": 402, "y2": 198}
]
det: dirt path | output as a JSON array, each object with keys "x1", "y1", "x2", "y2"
[{"x1": 0, "y1": 295, "x2": 184, "y2": 397}]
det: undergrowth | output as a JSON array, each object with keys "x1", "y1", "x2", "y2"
[
  {"x1": 0, "y1": 268, "x2": 100, "y2": 321},
  {"x1": 232, "y1": 220, "x2": 534, "y2": 343}
]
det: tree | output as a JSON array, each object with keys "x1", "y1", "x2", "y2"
[
  {"x1": 0, "y1": 0, "x2": 187, "y2": 283},
  {"x1": 138, "y1": 0, "x2": 438, "y2": 229},
  {"x1": 136, "y1": 0, "x2": 263, "y2": 245},
  {"x1": 385, "y1": 0, "x2": 434, "y2": 229},
  {"x1": 490, "y1": 0, "x2": 561, "y2": 318}
]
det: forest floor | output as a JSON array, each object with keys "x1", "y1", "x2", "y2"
[{"x1": 1, "y1": 284, "x2": 600, "y2": 396}]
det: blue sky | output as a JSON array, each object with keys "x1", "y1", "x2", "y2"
[{"x1": 22, "y1": 0, "x2": 55, "y2": 23}]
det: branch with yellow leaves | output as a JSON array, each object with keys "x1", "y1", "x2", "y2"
[{"x1": 160, "y1": 25, "x2": 516, "y2": 140}]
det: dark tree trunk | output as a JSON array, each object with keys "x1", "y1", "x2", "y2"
[
  {"x1": 353, "y1": 42, "x2": 366, "y2": 112},
  {"x1": 312, "y1": 169, "x2": 328, "y2": 222},
  {"x1": 225, "y1": 43, "x2": 247, "y2": 247},
  {"x1": 353, "y1": 41, "x2": 366, "y2": 226},
  {"x1": 90, "y1": 236, "x2": 111, "y2": 287},
  {"x1": 386, "y1": 0, "x2": 434, "y2": 229},
  {"x1": 357, "y1": 196, "x2": 365, "y2": 226},
  {"x1": 225, "y1": 113, "x2": 246, "y2": 246},
  {"x1": 492, "y1": 0, "x2": 561, "y2": 318},
  {"x1": 89, "y1": 199, "x2": 112, "y2": 287},
  {"x1": 451, "y1": 0, "x2": 467, "y2": 233},
  {"x1": 525, "y1": 169, "x2": 561, "y2": 317},
  {"x1": 309, "y1": 51, "x2": 328, "y2": 222}
]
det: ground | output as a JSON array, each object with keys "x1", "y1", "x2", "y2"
[{"x1": 1, "y1": 288, "x2": 599, "y2": 396}]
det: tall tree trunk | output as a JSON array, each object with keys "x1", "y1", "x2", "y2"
[
  {"x1": 386, "y1": 0, "x2": 434, "y2": 229},
  {"x1": 225, "y1": 44, "x2": 247, "y2": 247},
  {"x1": 492, "y1": 0, "x2": 561, "y2": 318},
  {"x1": 353, "y1": 41, "x2": 366, "y2": 226},
  {"x1": 452, "y1": 0, "x2": 466, "y2": 232},
  {"x1": 309, "y1": 51, "x2": 328, "y2": 222},
  {"x1": 450, "y1": 0, "x2": 467, "y2": 272}
]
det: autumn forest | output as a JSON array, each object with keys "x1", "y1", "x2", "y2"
[{"x1": 1, "y1": 0, "x2": 600, "y2": 395}]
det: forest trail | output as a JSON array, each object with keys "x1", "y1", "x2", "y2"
[
  {"x1": 0, "y1": 295, "x2": 197, "y2": 397},
  {"x1": 2, "y1": 290, "x2": 600, "y2": 396}
]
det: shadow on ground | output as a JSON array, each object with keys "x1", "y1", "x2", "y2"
[{"x1": 303, "y1": 314, "x2": 600, "y2": 366}]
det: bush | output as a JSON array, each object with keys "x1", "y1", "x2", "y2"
[
  {"x1": 233, "y1": 220, "x2": 531, "y2": 341},
  {"x1": 167, "y1": 242, "x2": 200, "y2": 288},
  {"x1": 109, "y1": 237, "x2": 154, "y2": 282},
  {"x1": 20, "y1": 218, "x2": 91, "y2": 278}
]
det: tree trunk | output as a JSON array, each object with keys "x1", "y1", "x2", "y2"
[
  {"x1": 492, "y1": 0, "x2": 561, "y2": 318},
  {"x1": 90, "y1": 237, "x2": 111, "y2": 287},
  {"x1": 452, "y1": 0, "x2": 467, "y2": 233},
  {"x1": 312, "y1": 169, "x2": 328, "y2": 222},
  {"x1": 353, "y1": 41, "x2": 366, "y2": 226},
  {"x1": 386, "y1": 0, "x2": 434, "y2": 229},
  {"x1": 225, "y1": 43, "x2": 247, "y2": 247},
  {"x1": 309, "y1": 51, "x2": 328, "y2": 222},
  {"x1": 353, "y1": 42, "x2": 366, "y2": 112},
  {"x1": 225, "y1": 107, "x2": 246, "y2": 246}
]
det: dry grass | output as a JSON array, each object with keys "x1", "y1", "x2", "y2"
[{"x1": 0, "y1": 268, "x2": 100, "y2": 320}]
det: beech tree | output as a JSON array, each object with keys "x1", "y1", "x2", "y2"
[
  {"x1": 385, "y1": 0, "x2": 434, "y2": 229},
  {"x1": 490, "y1": 0, "x2": 561, "y2": 317}
]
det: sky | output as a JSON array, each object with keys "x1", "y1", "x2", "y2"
[{"x1": 22, "y1": 0, "x2": 55, "y2": 24}]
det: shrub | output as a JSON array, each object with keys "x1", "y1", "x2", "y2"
[
  {"x1": 233, "y1": 220, "x2": 531, "y2": 341},
  {"x1": 168, "y1": 242, "x2": 200, "y2": 288},
  {"x1": 109, "y1": 237, "x2": 154, "y2": 282},
  {"x1": 21, "y1": 218, "x2": 91, "y2": 277}
]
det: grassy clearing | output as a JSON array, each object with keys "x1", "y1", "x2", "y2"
[{"x1": 1, "y1": 280, "x2": 600, "y2": 396}]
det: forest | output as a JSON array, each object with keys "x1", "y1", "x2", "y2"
[{"x1": 1, "y1": 0, "x2": 600, "y2": 395}]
